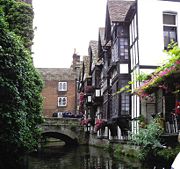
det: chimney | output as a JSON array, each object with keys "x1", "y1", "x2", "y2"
[{"x1": 73, "y1": 48, "x2": 80, "y2": 66}]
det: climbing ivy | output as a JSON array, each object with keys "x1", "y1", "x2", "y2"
[
  {"x1": 0, "y1": 0, "x2": 43, "y2": 154},
  {"x1": 0, "y1": 0, "x2": 34, "y2": 49}
]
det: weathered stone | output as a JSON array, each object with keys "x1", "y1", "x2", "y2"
[{"x1": 41, "y1": 118, "x2": 87, "y2": 145}]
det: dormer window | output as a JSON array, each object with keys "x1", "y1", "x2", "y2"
[
  {"x1": 163, "y1": 12, "x2": 177, "y2": 49},
  {"x1": 58, "y1": 82, "x2": 67, "y2": 91}
]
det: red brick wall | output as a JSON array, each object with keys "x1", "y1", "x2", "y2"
[{"x1": 41, "y1": 80, "x2": 76, "y2": 117}]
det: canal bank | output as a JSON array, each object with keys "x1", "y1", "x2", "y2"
[
  {"x1": 87, "y1": 131, "x2": 180, "y2": 168},
  {"x1": 88, "y1": 132, "x2": 138, "y2": 156}
]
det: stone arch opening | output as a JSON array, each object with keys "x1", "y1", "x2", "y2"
[{"x1": 41, "y1": 132, "x2": 78, "y2": 145}]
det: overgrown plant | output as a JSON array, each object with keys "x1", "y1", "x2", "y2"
[
  {"x1": 132, "y1": 118, "x2": 163, "y2": 161},
  {"x1": 0, "y1": 0, "x2": 43, "y2": 155},
  {"x1": 134, "y1": 45, "x2": 180, "y2": 98}
]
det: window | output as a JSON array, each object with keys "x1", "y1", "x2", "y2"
[
  {"x1": 113, "y1": 39, "x2": 119, "y2": 62},
  {"x1": 58, "y1": 97, "x2": 67, "y2": 107},
  {"x1": 58, "y1": 82, "x2": 67, "y2": 91},
  {"x1": 120, "y1": 80, "x2": 130, "y2": 115},
  {"x1": 121, "y1": 93, "x2": 130, "y2": 115},
  {"x1": 163, "y1": 13, "x2": 177, "y2": 49},
  {"x1": 119, "y1": 38, "x2": 129, "y2": 60}
]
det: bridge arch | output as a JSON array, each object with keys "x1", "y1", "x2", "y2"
[
  {"x1": 41, "y1": 131, "x2": 78, "y2": 145},
  {"x1": 40, "y1": 118, "x2": 86, "y2": 145}
]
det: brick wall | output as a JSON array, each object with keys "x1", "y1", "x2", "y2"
[{"x1": 42, "y1": 79, "x2": 76, "y2": 117}]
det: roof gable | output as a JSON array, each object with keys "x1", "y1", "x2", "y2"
[
  {"x1": 99, "y1": 27, "x2": 105, "y2": 47},
  {"x1": 107, "y1": 0, "x2": 135, "y2": 22}
]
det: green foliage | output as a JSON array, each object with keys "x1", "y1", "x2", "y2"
[
  {"x1": 134, "y1": 45, "x2": 180, "y2": 98},
  {"x1": 136, "y1": 72, "x2": 149, "y2": 82},
  {"x1": 132, "y1": 118, "x2": 163, "y2": 160},
  {"x1": 104, "y1": 144, "x2": 113, "y2": 153},
  {"x1": 0, "y1": 0, "x2": 34, "y2": 49},
  {"x1": 114, "y1": 144, "x2": 123, "y2": 158},
  {"x1": 114, "y1": 144, "x2": 139, "y2": 158},
  {"x1": 155, "y1": 44, "x2": 180, "y2": 74},
  {"x1": 157, "y1": 145, "x2": 180, "y2": 161},
  {"x1": 0, "y1": 0, "x2": 43, "y2": 154},
  {"x1": 133, "y1": 115, "x2": 147, "y2": 128}
]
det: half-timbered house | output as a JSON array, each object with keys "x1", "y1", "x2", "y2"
[
  {"x1": 79, "y1": 0, "x2": 180, "y2": 142},
  {"x1": 104, "y1": 0, "x2": 134, "y2": 140}
]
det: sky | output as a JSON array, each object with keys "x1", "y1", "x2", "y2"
[{"x1": 32, "y1": 0, "x2": 107, "y2": 68}]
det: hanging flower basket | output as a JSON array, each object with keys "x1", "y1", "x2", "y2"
[
  {"x1": 134, "y1": 48, "x2": 180, "y2": 98},
  {"x1": 80, "y1": 118, "x2": 92, "y2": 126},
  {"x1": 94, "y1": 119, "x2": 106, "y2": 132},
  {"x1": 79, "y1": 92, "x2": 84, "y2": 101}
]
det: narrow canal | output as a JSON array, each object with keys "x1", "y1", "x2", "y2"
[
  {"x1": 27, "y1": 145, "x2": 140, "y2": 169},
  {"x1": 25, "y1": 144, "x2": 170, "y2": 169}
]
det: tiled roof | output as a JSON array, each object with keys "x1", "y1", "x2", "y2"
[
  {"x1": 99, "y1": 27, "x2": 106, "y2": 46},
  {"x1": 37, "y1": 68, "x2": 76, "y2": 81},
  {"x1": 99, "y1": 27, "x2": 111, "y2": 47},
  {"x1": 89, "y1": 40, "x2": 98, "y2": 58},
  {"x1": 107, "y1": 0, "x2": 135, "y2": 22},
  {"x1": 89, "y1": 40, "x2": 98, "y2": 65},
  {"x1": 83, "y1": 56, "x2": 91, "y2": 78}
]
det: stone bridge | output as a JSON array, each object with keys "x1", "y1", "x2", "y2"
[{"x1": 40, "y1": 118, "x2": 87, "y2": 145}]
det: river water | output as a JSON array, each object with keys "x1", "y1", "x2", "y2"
[
  {"x1": 27, "y1": 145, "x2": 141, "y2": 169},
  {"x1": 25, "y1": 144, "x2": 170, "y2": 169}
]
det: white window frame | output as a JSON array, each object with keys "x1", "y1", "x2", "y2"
[
  {"x1": 58, "y1": 82, "x2": 67, "y2": 91},
  {"x1": 163, "y1": 12, "x2": 177, "y2": 49},
  {"x1": 58, "y1": 97, "x2": 67, "y2": 107}
]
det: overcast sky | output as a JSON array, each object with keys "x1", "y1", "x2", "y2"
[{"x1": 32, "y1": 0, "x2": 107, "y2": 68}]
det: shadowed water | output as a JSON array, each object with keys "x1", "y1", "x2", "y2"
[
  {"x1": 26, "y1": 144, "x2": 170, "y2": 169},
  {"x1": 0, "y1": 144, "x2": 172, "y2": 169}
]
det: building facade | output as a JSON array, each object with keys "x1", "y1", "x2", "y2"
[
  {"x1": 38, "y1": 53, "x2": 81, "y2": 117},
  {"x1": 130, "y1": 0, "x2": 180, "y2": 134},
  {"x1": 79, "y1": 0, "x2": 180, "y2": 141}
]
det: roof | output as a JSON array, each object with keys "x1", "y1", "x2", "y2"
[
  {"x1": 107, "y1": 0, "x2": 135, "y2": 22},
  {"x1": 37, "y1": 68, "x2": 76, "y2": 81},
  {"x1": 89, "y1": 40, "x2": 98, "y2": 58},
  {"x1": 99, "y1": 27, "x2": 106, "y2": 47},
  {"x1": 89, "y1": 40, "x2": 98, "y2": 66},
  {"x1": 99, "y1": 27, "x2": 111, "y2": 47},
  {"x1": 83, "y1": 56, "x2": 91, "y2": 78}
]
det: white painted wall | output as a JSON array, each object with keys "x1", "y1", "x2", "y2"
[{"x1": 137, "y1": 0, "x2": 180, "y2": 66}]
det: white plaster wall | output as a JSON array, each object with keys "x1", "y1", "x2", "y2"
[{"x1": 137, "y1": 0, "x2": 180, "y2": 66}]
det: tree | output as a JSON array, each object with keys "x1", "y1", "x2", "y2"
[{"x1": 0, "y1": 0, "x2": 43, "y2": 154}]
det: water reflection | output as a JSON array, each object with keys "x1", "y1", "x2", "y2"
[
  {"x1": 0, "y1": 144, "x2": 171, "y2": 169},
  {"x1": 27, "y1": 145, "x2": 145, "y2": 169}
]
